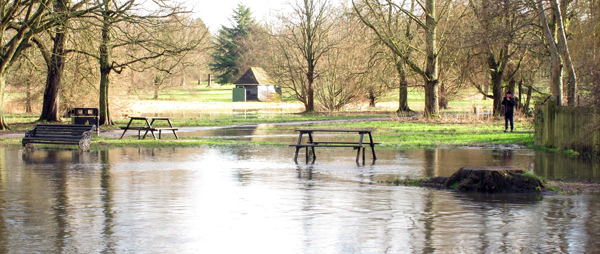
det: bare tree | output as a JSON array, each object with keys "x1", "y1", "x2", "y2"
[
  {"x1": 130, "y1": 16, "x2": 210, "y2": 99},
  {"x1": 468, "y1": 0, "x2": 533, "y2": 115},
  {"x1": 354, "y1": 0, "x2": 452, "y2": 116},
  {"x1": 365, "y1": 52, "x2": 397, "y2": 109},
  {"x1": 0, "y1": 0, "x2": 59, "y2": 129},
  {"x1": 7, "y1": 50, "x2": 46, "y2": 113},
  {"x1": 72, "y1": 0, "x2": 203, "y2": 125},
  {"x1": 277, "y1": 0, "x2": 335, "y2": 112},
  {"x1": 315, "y1": 15, "x2": 373, "y2": 111},
  {"x1": 532, "y1": 0, "x2": 577, "y2": 106},
  {"x1": 37, "y1": 0, "x2": 97, "y2": 122}
]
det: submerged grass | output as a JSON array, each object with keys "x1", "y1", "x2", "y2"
[{"x1": 0, "y1": 136, "x2": 290, "y2": 150}]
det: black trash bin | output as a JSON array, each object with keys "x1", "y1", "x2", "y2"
[{"x1": 70, "y1": 108, "x2": 99, "y2": 135}]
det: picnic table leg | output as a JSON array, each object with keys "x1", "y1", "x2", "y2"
[
  {"x1": 362, "y1": 146, "x2": 366, "y2": 164},
  {"x1": 142, "y1": 129, "x2": 150, "y2": 139},
  {"x1": 368, "y1": 132, "x2": 377, "y2": 160},
  {"x1": 294, "y1": 132, "x2": 304, "y2": 163},
  {"x1": 294, "y1": 147, "x2": 300, "y2": 163},
  {"x1": 119, "y1": 118, "x2": 135, "y2": 139},
  {"x1": 167, "y1": 119, "x2": 179, "y2": 139},
  {"x1": 305, "y1": 147, "x2": 309, "y2": 163},
  {"x1": 144, "y1": 118, "x2": 156, "y2": 139},
  {"x1": 356, "y1": 133, "x2": 366, "y2": 164},
  {"x1": 296, "y1": 132, "x2": 304, "y2": 145},
  {"x1": 307, "y1": 132, "x2": 316, "y2": 160}
]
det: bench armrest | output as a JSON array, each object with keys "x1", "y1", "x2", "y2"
[{"x1": 24, "y1": 129, "x2": 35, "y2": 137}]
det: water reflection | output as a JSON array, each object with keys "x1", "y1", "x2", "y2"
[
  {"x1": 535, "y1": 151, "x2": 600, "y2": 180},
  {"x1": 0, "y1": 147, "x2": 599, "y2": 253}
]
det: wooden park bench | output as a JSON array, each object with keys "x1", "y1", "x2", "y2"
[{"x1": 22, "y1": 124, "x2": 95, "y2": 151}]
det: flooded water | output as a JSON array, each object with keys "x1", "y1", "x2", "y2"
[{"x1": 1, "y1": 146, "x2": 600, "y2": 253}]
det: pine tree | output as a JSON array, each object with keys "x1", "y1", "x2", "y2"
[{"x1": 210, "y1": 4, "x2": 255, "y2": 84}]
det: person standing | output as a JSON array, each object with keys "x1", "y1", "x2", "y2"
[{"x1": 501, "y1": 91, "x2": 516, "y2": 132}]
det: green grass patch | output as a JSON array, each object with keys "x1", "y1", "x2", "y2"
[
  {"x1": 523, "y1": 171, "x2": 548, "y2": 184},
  {"x1": 545, "y1": 185, "x2": 562, "y2": 194}
]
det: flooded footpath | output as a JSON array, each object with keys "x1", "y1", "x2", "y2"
[{"x1": 1, "y1": 146, "x2": 599, "y2": 253}]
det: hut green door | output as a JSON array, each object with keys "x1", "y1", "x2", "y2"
[{"x1": 232, "y1": 87, "x2": 246, "y2": 102}]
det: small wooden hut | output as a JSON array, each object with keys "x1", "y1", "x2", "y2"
[{"x1": 233, "y1": 67, "x2": 279, "y2": 101}]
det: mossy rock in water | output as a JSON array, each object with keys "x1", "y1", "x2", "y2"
[{"x1": 444, "y1": 167, "x2": 544, "y2": 193}]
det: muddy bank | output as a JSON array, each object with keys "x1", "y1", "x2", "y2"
[
  {"x1": 404, "y1": 176, "x2": 600, "y2": 195},
  {"x1": 546, "y1": 180, "x2": 600, "y2": 194}
]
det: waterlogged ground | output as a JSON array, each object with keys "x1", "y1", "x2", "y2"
[{"x1": 1, "y1": 146, "x2": 600, "y2": 253}]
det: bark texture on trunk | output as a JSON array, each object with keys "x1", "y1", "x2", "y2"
[
  {"x1": 40, "y1": 32, "x2": 67, "y2": 122},
  {"x1": 0, "y1": 75, "x2": 8, "y2": 130},
  {"x1": 424, "y1": 0, "x2": 439, "y2": 116},
  {"x1": 306, "y1": 68, "x2": 315, "y2": 112},
  {"x1": 396, "y1": 59, "x2": 410, "y2": 112},
  {"x1": 40, "y1": 0, "x2": 69, "y2": 122},
  {"x1": 99, "y1": 15, "x2": 113, "y2": 126},
  {"x1": 537, "y1": 0, "x2": 564, "y2": 105},
  {"x1": 550, "y1": 0, "x2": 577, "y2": 106}
]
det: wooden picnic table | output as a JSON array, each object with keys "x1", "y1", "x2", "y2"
[
  {"x1": 290, "y1": 129, "x2": 377, "y2": 164},
  {"x1": 119, "y1": 117, "x2": 179, "y2": 139}
]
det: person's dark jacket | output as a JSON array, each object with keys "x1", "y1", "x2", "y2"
[{"x1": 501, "y1": 96, "x2": 516, "y2": 115}]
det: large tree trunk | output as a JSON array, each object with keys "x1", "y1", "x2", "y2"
[
  {"x1": 99, "y1": 16, "x2": 113, "y2": 126},
  {"x1": 523, "y1": 84, "x2": 533, "y2": 114},
  {"x1": 424, "y1": 0, "x2": 439, "y2": 116},
  {"x1": 550, "y1": 0, "x2": 577, "y2": 106},
  {"x1": 395, "y1": 59, "x2": 410, "y2": 113},
  {"x1": 306, "y1": 67, "x2": 315, "y2": 112},
  {"x1": 99, "y1": 68, "x2": 112, "y2": 125},
  {"x1": 0, "y1": 75, "x2": 8, "y2": 130},
  {"x1": 40, "y1": 0, "x2": 69, "y2": 122},
  {"x1": 26, "y1": 82, "x2": 33, "y2": 113},
  {"x1": 423, "y1": 0, "x2": 439, "y2": 116},
  {"x1": 439, "y1": 83, "x2": 448, "y2": 110},
  {"x1": 424, "y1": 79, "x2": 439, "y2": 116},
  {"x1": 488, "y1": 47, "x2": 509, "y2": 116},
  {"x1": 40, "y1": 32, "x2": 67, "y2": 122},
  {"x1": 368, "y1": 91, "x2": 376, "y2": 108},
  {"x1": 537, "y1": 0, "x2": 563, "y2": 105},
  {"x1": 492, "y1": 71, "x2": 504, "y2": 116}
]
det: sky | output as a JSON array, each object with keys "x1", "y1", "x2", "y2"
[{"x1": 191, "y1": 0, "x2": 292, "y2": 33}]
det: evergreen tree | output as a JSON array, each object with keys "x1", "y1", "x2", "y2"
[{"x1": 210, "y1": 4, "x2": 255, "y2": 84}]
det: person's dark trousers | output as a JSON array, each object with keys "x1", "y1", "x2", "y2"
[{"x1": 505, "y1": 112, "x2": 514, "y2": 132}]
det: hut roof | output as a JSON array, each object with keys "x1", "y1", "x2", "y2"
[{"x1": 234, "y1": 67, "x2": 275, "y2": 85}]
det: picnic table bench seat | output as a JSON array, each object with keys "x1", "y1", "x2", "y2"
[
  {"x1": 22, "y1": 124, "x2": 95, "y2": 151},
  {"x1": 154, "y1": 127, "x2": 179, "y2": 139},
  {"x1": 119, "y1": 126, "x2": 155, "y2": 138}
]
